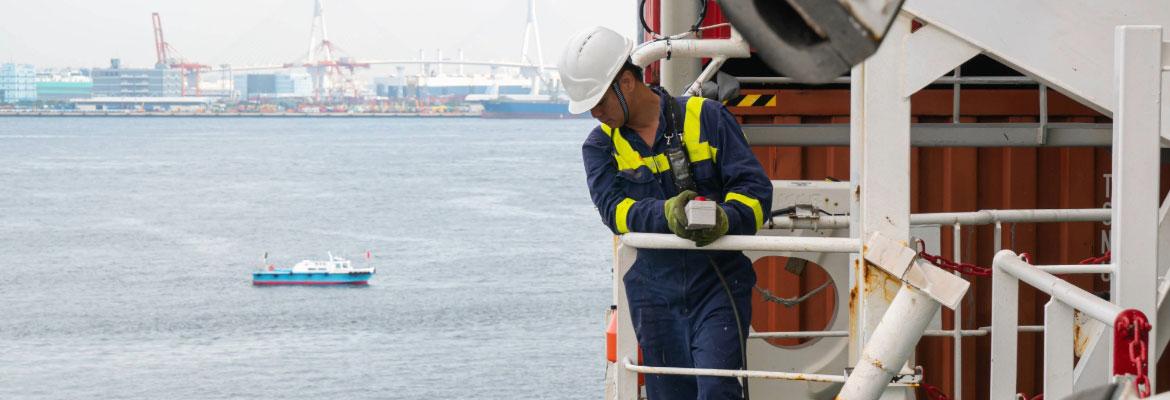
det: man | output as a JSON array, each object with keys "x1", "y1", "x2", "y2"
[{"x1": 558, "y1": 26, "x2": 773, "y2": 400}]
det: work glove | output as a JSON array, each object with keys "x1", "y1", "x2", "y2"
[
  {"x1": 664, "y1": 190, "x2": 699, "y2": 239},
  {"x1": 690, "y1": 205, "x2": 729, "y2": 247}
]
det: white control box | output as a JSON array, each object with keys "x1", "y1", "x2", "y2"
[{"x1": 685, "y1": 200, "x2": 717, "y2": 230}]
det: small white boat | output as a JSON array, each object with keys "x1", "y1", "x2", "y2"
[{"x1": 252, "y1": 253, "x2": 375, "y2": 286}]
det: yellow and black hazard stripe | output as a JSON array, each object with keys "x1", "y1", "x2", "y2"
[{"x1": 723, "y1": 94, "x2": 776, "y2": 108}]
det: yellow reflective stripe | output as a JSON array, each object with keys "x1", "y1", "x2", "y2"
[
  {"x1": 683, "y1": 96, "x2": 717, "y2": 163},
  {"x1": 726, "y1": 192, "x2": 763, "y2": 230},
  {"x1": 609, "y1": 128, "x2": 647, "y2": 172},
  {"x1": 614, "y1": 198, "x2": 637, "y2": 233},
  {"x1": 607, "y1": 124, "x2": 672, "y2": 174},
  {"x1": 643, "y1": 153, "x2": 670, "y2": 174}
]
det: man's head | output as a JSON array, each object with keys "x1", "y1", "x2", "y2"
[
  {"x1": 558, "y1": 26, "x2": 635, "y2": 118},
  {"x1": 588, "y1": 61, "x2": 643, "y2": 128}
]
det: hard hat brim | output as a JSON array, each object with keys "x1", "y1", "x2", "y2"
[{"x1": 568, "y1": 89, "x2": 607, "y2": 115}]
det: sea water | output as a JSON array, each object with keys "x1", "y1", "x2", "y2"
[{"x1": 0, "y1": 117, "x2": 613, "y2": 399}]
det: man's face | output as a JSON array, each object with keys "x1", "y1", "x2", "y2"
[{"x1": 590, "y1": 73, "x2": 627, "y2": 128}]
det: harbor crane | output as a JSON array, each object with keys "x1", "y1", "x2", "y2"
[{"x1": 152, "y1": 12, "x2": 210, "y2": 96}]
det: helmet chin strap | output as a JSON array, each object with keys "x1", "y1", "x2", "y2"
[{"x1": 611, "y1": 81, "x2": 630, "y2": 127}]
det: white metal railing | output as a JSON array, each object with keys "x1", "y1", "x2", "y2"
[
  {"x1": 619, "y1": 233, "x2": 858, "y2": 253},
  {"x1": 612, "y1": 208, "x2": 1115, "y2": 400},
  {"x1": 775, "y1": 208, "x2": 1112, "y2": 400},
  {"x1": 768, "y1": 208, "x2": 1111, "y2": 230},
  {"x1": 621, "y1": 358, "x2": 847, "y2": 383},
  {"x1": 611, "y1": 233, "x2": 864, "y2": 399},
  {"x1": 991, "y1": 250, "x2": 1151, "y2": 399},
  {"x1": 751, "y1": 325, "x2": 1044, "y2": 339}
]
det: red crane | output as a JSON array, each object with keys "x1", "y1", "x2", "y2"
[
  {"x1": 152, "y1": 12, "x2": 209, "y2": 96},
  {"x1": 302, "y1": 0, "x2": 369, "y2": 102}
]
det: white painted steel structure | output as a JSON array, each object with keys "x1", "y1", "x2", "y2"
[
  {"x1": 990, "y1": 250, "x2": 1137, "y2": 399},
  {"x1": 606, "y1": 2, "x2": 1168, "y2": 399}
]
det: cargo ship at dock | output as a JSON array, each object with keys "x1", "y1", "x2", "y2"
[{"x1": 469, "y1": 94, "x2": 585, "y2": 119}]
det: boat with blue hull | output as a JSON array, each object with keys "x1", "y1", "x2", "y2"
[
  {"x1": 253, "y1": 254, "x2": 374, "y2": 286},
  {"x1": 469, "y1": 93, "x2": 587, "y2": 119},
  {"x1": 481, "y1": 99, "x2": 579, "y2": 119}
]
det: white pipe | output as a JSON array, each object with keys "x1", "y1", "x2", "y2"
[
  {"x1": 1036, "y1": 264, "x2": 1115, "y2": 274},
  {"x1": 911, "y1": 209, "x2": 1112, "y2": 225},
  {"x1": 750, "y1": 325, "x2": 1044, "y2": 339},
  {"x1": 684, "y1": 56, "x2": 727, "y2": 96},
  {"x1": 620, "y1": 233, "x2": 859, "y2": 253},
  {"x1": 839, "y1": 286, "x2": 940, "y2": 399},
  {"x1": 768, "y1": 209, "x2": 1110, "y2": 230},
  {"x1": 752, "y1": 331, "x2": 848, "y2": 338},
  {"x1": 621, "y1": 358, "x2": 846, "y2": 383},
  {"x1": 994, "y1": 250, "x2": 1122, "y2": 323},
  {"x1": 953, "y1": 224, "x2": 964, "y2": 400},
  {"x1": 768, "y1": 216, "x2": 851, "y2": 230},
  {"x1": 629, "y1": 30, "x2": 750, "y2": 69},
  {"x1": 735, "y1": 76, "x2": 1040, "y2": 85},
  {"x1": 657, "y1": 0, "x2": 701, "y2": 93}
]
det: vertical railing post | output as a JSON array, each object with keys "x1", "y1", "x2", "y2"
[
  {"x1": 842, "y1": 12, "x2": 923, "y2": 400},
  {"x1": 993, "y1": 222, "x2": 1002, "y2": 254},
  {"x1": 991, "y1": 249, "x2": 1020, "y2": 399},
  {"x1": 1111, "y1": 25, "x2": 1162, "y2": 388},
  {"x1": 614, "y1": 241, "x2": 639, "y2": 399},
  {"x1": 1044, "y1": 299, "x2": 1075, "y2": 399},
  {"x1": 952, "y1": 223, "x2": 963, "y2": 400}
]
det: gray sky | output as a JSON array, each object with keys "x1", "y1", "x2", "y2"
[{"x1": 0, "y1": 0, "x2": 636, "y2": 70}]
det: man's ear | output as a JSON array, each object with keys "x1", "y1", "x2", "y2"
[{"x1": 618, "y1": 70, "x2": 636, "y2": 92}]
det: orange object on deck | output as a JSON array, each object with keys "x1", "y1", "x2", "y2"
[{"x1": 607, "y1": 307, "x2": 645, "y2": 386}]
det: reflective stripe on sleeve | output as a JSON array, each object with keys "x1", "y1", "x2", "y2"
[
  {"x1": 683, "y1": 96, "x2": 718, "y2": 163},
  {"x1": 725, "y1": 192, "x2": 763, "y2": 230},
  {"x1": 615, "y1": 198, "x2": 637, "y2": 234}
]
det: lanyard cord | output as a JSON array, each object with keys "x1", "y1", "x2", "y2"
[
  {"x1": 655, "y1": 86, "x2": 683, "y2": 148},
  {"x1": 611, "y1": 81, "x2": 630, "y2": 127}
]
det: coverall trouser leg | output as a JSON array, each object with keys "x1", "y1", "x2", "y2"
[{"x1": 627, "y1": 265, "x2": 753, "y2": 400}]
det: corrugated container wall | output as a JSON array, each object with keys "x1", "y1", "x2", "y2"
[{"x1": 641, "y1": 1, "x2": 1170, "y2": 399}]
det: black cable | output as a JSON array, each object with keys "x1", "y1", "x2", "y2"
[
  {"x1": 639, "y1": 0, "x2": 709, "y2": 38},
  {"x1": 707, "y1": 255, "x2": 750, "y2": 400},
  {"x1": 769, "y1": 206, "x2": 796, "y2": 218},
  {"x1": 691, "y1": 0, "x2": 708, "y2": 33},
  {"x1": 639, "y1": 0, "x2": 655, "y2": 37},
  {"x1": 768, "y1": 206, "x2": 846, "y2": 218}
]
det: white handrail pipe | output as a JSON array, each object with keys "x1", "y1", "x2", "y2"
[
  {"x1": 621, "y1": 358, "x2": 846, "y2": 383},
  {"x1": 768, "y1": 208, "x2": 1111, "y2": 230},
  {"x1": 994, "y1": 250, "x2": 1122, "y2": 324},
  {"x1": 619, "y1": 233, "x2": 859, "y2": 253},
  {"x1": 912, "y1": 209, "x2": 1112, "y2": 226},
  {"x1": 1036, "y1": 264, "x2": 1115, "y2": 274}
]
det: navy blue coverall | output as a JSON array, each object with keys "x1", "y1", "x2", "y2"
[{"x1": 583, "y1": 90, "x2": 773, "y2": 399}]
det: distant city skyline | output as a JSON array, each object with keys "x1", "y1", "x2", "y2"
[{"x1": 0, "y1": 0, "x2": 636, "y2": 71}]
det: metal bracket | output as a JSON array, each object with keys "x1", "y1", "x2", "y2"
[
  {"x1": 864, "y1": 232, "x2": 972, "y2": 309},
  {"x1": 792, "y1": 204, "x2": 820, "y2": 219},
  {"x1": 843, "y1": 366, "x2": 923, "y2": 385}
]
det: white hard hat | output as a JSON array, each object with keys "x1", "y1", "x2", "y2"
[{"x1": 558, "y1": 26, "x2": 634, "y2": 114}]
